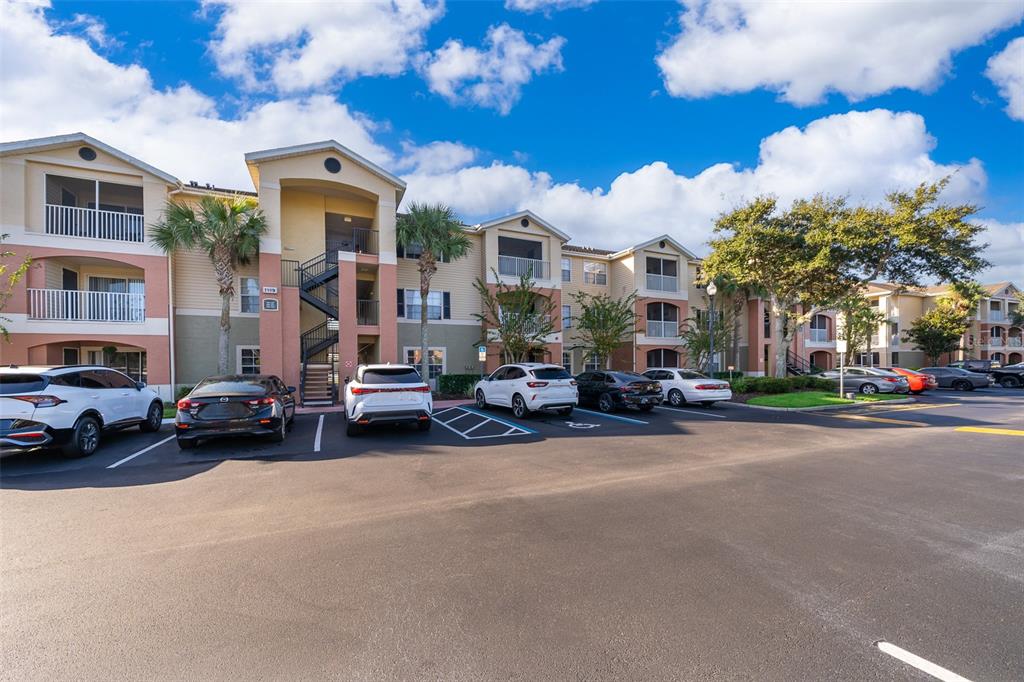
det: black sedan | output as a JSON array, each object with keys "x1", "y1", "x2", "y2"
[
  {"x1": 919, "y1": 367, "x2": 993, "y2": 391},
  {"x1": 175, "y1": 375, "x2": 296, "y2": 449},
  {"x1": 575, "y1": 371, "x2": 662, "y2": 412}
]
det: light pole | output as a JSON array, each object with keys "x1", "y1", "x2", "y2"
[{"x1": 706, "y1": 281, "x2": 717, "y2": 375}]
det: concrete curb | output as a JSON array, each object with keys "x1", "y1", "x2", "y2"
[{"x1": 738, "y1": 397, "x2": 917, "y2": 412}]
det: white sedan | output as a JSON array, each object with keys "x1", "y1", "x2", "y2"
[{"x1": 642, "y1": 368, "x2": 732, "y2": 407}]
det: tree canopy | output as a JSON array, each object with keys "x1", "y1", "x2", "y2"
[
  {"x1": 474, "y1": 270, "x2": 556, "y2": 364},
  {"x1": 570, "y1": 290, "x2": 637, "y2": 370},
  {"x1": 902, "y1": 282, "x2": 985, "y2": 365}
]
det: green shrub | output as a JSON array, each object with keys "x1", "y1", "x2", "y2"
[
  {"x1": 174, "y1": 384, "x2": 194, "y2": 401},
  {"x1": 728, "y1": 376, "x2": 751, "y2": 393},
  {"x1": 438, "y1": 374, "x2": 480, "y2": 397}
]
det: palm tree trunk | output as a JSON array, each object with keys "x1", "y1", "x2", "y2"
[
  {"x1": 213, "y1": 250, "x2": 233, "y2": 375},
  {"x1": 419, "y1": 257, "x2": 432, "y2": 387}
]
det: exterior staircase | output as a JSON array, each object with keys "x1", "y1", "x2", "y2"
[
  {"x1": 297, "y1": 248, "x2": 340, "y2": 406},
  {"x1": 786, "y1": 348, "x2": 822, "y2": 375},
  {"x1": 300, "y1": 363, "x2": 334, "y2": 406}
]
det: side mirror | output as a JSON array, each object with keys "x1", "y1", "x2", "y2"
[
  {"x1": 287, "y1": 386, "x2": 297, "y2": 394},
  {"x1": 136, "y1": 381, "x2": 146, "y2": 390}
]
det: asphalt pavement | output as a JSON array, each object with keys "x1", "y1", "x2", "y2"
[{"x1": 1, "y1": 389, "x2": 1022, "y2": 680}]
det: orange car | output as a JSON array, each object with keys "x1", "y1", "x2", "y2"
[{"x1": 882, "y1": 367, "x2": 937, "y2": 394}]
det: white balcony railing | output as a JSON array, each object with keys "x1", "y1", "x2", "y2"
[
  {"x1": 646, "y1": 321, "x2": 679, "y2": 338},
  {"x1": 645, "y1": 274, "x2": 678, "y2": 292},
  {"x1": 809, "y1": 328, "x2": 829, "y2": 342},
  {"x1": 1008, "y1": 337, "x2": 1023, "y2": 347},
  {"x1": 45, "y1": 204, "x2": 145, "y2": 243},
  {"x1": 891, "y1": 334, "x2": 901, "y2": 347},
  {"x1": 28, "y1": 289, "x2": 145, "y2": 323},
  {"x1": 988, "y1": 337, "x2": 1004, "y2": 347},
  {"x1": 498, "y1": 255, "x2": 549, "y2": 280},
  {"x1": 989, "y1": 311, "x2": 1006, "y2": 322}
]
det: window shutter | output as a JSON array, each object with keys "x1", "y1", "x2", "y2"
[
  {"x1": 443, "y1": 292, "x2": 451, "y2": 319},
  {"x1": 397, "y1": 289, "x2": 405, "y2": 318},
  {"x1": 396, "y1": 243, "x2": 405, "y2": 258}
]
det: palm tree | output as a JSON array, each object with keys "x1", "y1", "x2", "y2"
[
  {"x1": 396, "y1": 203, "x2": 471, "y2": 384},
  {"x1": 151, "y1": 196, "x2": 268, "y2": 374}
]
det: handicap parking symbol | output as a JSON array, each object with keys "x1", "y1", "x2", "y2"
[{"x1": 565, "y1": 421, "x2": 599, "y2": 429}]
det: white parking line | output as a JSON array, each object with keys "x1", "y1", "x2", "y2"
[
  {"x1": 657, "y1": 405, "x2": 728, "y2": 419},
  {"x1": 574, "y1": 408, "x2": 648, "y2": 425},
  {"x1": 313, "y1": 414, "x2": 324, "y2": 452},
  {"x1": 875, "y1": 641, "x2": 972, "y2": 682},
  {"x1": 107, "y1": 435, "x2": 175, "y2": 469},
  {"x1": 432, "y1": 407, "x2": 535, "y2": 440}
]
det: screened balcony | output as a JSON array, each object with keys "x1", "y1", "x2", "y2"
[
  {"x1": 498, "y1": 236, "x2": 548, "y2": 279},
  {"x1": 44, "y1": 174, "x2": 145, "y2": 242}
]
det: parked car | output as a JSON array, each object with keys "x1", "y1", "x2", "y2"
[
  {"x1": 176, "y1": 375, "x2": 296, "y2": 448},
  {"x1": 989, "y1": 364, "x2": 1024, "y2": 388},
  {"x1": 818, "y1": 366, "x2": 910, "y2": 395},
  {"x1": 1, "y1": 365, "x2": 163, "y2": 458},
  {"x1": 920, "y1": 366, "x2": 994, "y2": 391},
  {"x1": 947, "y1": 359, "x2": 999, "y2": 373},
  {"x1": 879, "y1": 367, "x2": 937, "y2": 394},
  {"x1": 642, "y1": 368, "x2": 732, "y2": 407},
  {"x1": 344, "y1": 364, "x2": 432, "y2": 436},
  {"x1": 474, "y1": 363, "x2": 577, "y2": 418},
  {"x1": 575, "y1": 370, "x2": 663, "y2": 412}
]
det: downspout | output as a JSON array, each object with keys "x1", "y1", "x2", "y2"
[{"x1": 164, "y1": 187, "x2": 186, "y2": 399}]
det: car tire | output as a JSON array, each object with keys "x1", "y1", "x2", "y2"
[
  {"x1": 999, "y1": 376, "x2": 1021, "y2": 388},
  {"x1": 556, "y1": 407, "x2": 573, "y2": 417},
  {"x1": 417, "y1": 419, "x2": 432, "y2": 431},
  {"x1": 62, "y1": 415, "x2": 101, "y2": 458},
  {"x1": 952, "y1": 380, "x2": 971, "y2": 391},
  {"x1": 269, "y1": 417, "x2": 286, "y2": 443},
  {"x1": 140, "y1": 401, "x2": 163, "y2": 432},
  {"x1": 346, "y1": 419, "x2": 361, "y2": 437},
  {"x1": 597, "y1": 393, "x2": 615, "y2": 413},
  {"x1": 177, "y1": 437, "x2": 197, "y2": 450},
  {"x1": 511, "y1": 394, "x2": 531, "y2": 419},
  {"x1": 475, "y1": 390, "x2": 489, "y2": 409},
  {"x1": 668, "y1": 389, "x2": 685, "y2": 407},
  {"x1": 859, "y1": 383, "x2": 879, "y2": 395},
  {"x1": 286, "y1": 410, "x2": 295, "y2": 430},
  {"x1": 911, "y1": 390, "x2": 923, "y2": 395}
]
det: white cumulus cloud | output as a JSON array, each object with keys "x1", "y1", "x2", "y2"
[
  {"x1": 505, "y1": 0, "x2": 597, "y2": 13},
  {"x1": 656, "y1": 0, "x2": 1024, "y2": 105},
  {"x1": 976, "y1": 219, "x2": 1024, "y2": 284},
  {"x1": 986, "y1": 37, "x2": 1024, "y2": 121},
  {"x1": 206, "y1": 0, "x2": 444, "y2": 92},
  {"x1": 420, "y1": 23, "x2": 565, "y2": 114}
]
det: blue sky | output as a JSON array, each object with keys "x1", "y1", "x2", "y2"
[{"x1": 2, "y1": 0, "x2": 1022, "y2": 280}]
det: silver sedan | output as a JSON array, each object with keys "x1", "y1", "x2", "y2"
[{"x1": 819, "y1": 367, "x2": 910, "y2": 395}]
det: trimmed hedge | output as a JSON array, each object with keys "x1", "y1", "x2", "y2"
[
  {"x1": 438, "y1": 373, "x2": 480, "y2": 397},
  {"x1": 728, "y1": 375, "x2": 834, "y2": 394}
]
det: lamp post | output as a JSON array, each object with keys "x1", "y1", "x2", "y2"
[{"x1": 706, "y1": 281, "x2": 718, "y2": 375}]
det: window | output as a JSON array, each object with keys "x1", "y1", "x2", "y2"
[
  {"x1": 583, "y1": 261, "x2": 607, "y2": 285},
  {"x1": 763, "y1": 310, "x2": 771, "y2": 338},
  {"x1": 505, "y1": 367, "x2": 527, "y2": 380},
  {"x1": 645, "y1": 257, "x2": 678, "y2": 292},
  {"x1": 646, "y1": 302, "x2": 679, "y2": 338},
  {"x1": 238, "y1": 347, "x2": 260, "y2": 375},
  {"x1": 856, "y1": 352, "x2": 880, "y2": 367},
  {"x1": 0, "y1": 374, "x2": 48, "y2": 393},
  {"x1": 532, "y1": 367, "x2": 572, "y2": 380},
  {"x1": 810, "y1": 314, "x2": 829, "y2": 342},
  {"x1": 361, "y1": 367, "x2": 424, "y2": 384},
  {"x1": 87, "y1": 276, "x2": 145, "y2": 322},
  {"x1": 397, "y1": 242, "x2": 449, "y2": 263},
  {"x1": 62, "y1": 348, "x2": 79, "y2": 365},
  {"x1": 646, "y1": 348, "x2": 680, "y2": 368},
  {"x1": 240, "y1": 277, "x2": 259, "y2": 313},
  {"x1": 405, "y1": 348, "x2": 445, "y2": 380},
  {"x1": 102, "y1": 369, "x2": 137, "y2": 389},
  {"x1": 584, "y1": 354, "x2": 603, "y2": 371},
  {"x1": 401, "y1": 290, "x2": 451, "y2": 320},
  {"x1": 562, "y1": 351, "x2": 572, "y2": 374},
  {"x1": 78, "y1": 370, "x2": 110, "y2": 389},
  {"x1": 86, "y1": 348, "x2": 147, "y2": 382},
  {"x1": 561, "y1": 258, "x2": 571, "y2": 282},
  {"x1": 891, "y1": 352, "x2": 899, "y2": 366},
  {"x1": 561, "y1": 305, "x2": 572, "y2": 329}
]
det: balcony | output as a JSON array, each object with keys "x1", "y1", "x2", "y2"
[
  {"x1": 809, "y1": 328, "x2": 829, "y2": 343},
  {"x1": 498, "y1": 255, "x2": 549, "y2": 280},
  {"x1": 28, "y1": 288, "x2": 145, "y2": 323},
  {"x1": 989, "y1": 311, "x2": 1006, "y2": 322},
  {"x1": 645, "y1": 274, "x2": 678, "y2": 292},
  {"x1": 646, "y1": 321, "x2": 679, "y2": 338},
  {"x1": 356, "y1": 299, "x2": 379, "y2": 326},
  {"x1": 327, "y1": 227, "x2": 378, "y2": 255},
  {"x1": 1008, "y1": 337, "x2": 1023, "y2": 348},
  {"x1": 988, "y1": 337, "x2": 1005, "y2": 347},
  {"x1": 891, "y1": 334, "x2": 901, "y2": 347},
  {"x1": 45, "y1": 205, "x2": 145, "y2": 243}
]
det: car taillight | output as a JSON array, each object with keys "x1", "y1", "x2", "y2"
[
  {"x1": 177, "y1": 398, "x2": 193, "y2": 409},
  {"x1": 526, "y1": 381, "x2": 548, "y2": 388},
  {"x1": 351, "y1": 387, "x2": 379, "y2": 395},
  {"x1": 410, "y1": 385, "x2": 431, "y2": 393},
  {"x1": 884, "y1": 377, "x2": 900, "y2": 383},
  {"x1": 245, "y1": 397, "x2": 275, "y2": 406},
  {"x1": 10, "y1": 395, "x2": 66, "y2": 407},
  {"x1": 352, "y1": 386, "x2": 431, "y2": 394},
  {"x1": 694, "y1": 384, "x2": 722, "y2": 390}
]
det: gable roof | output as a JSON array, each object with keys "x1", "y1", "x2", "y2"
[
  {"x1": 0, "y1": 132, "x2": 179, "y2": 185},
  {"x1": 244, "y1": 140, "x2": 406, "y2": 195},
  {"x1": 609, "y1": 234, "x2": 699, "y2": 261},
  {"x1": 472, "y1": 210, "x2": 570, "y2": 242}
]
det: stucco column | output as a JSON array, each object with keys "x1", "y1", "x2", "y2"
[
  {"x1": 377, "y1": 259, "x2": 398, "y2": 363},
  {"x1": 338, "y1": 253, "x2": 359, "y2": 381},
  {"x1": 258, "y1": 252, "x2": 283, "y2": 378},
  {"x1": 281, "y1": 286, "x2": 300, "y2": 388}
]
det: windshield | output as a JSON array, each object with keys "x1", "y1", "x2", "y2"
[
  {"x1": 361, "y1": 368, "x2": 423, "y2": 384},
  {"x1": 532, "y1": 367, "x2": 571, "y2": 380},
  {"x1": 0, "y1": 374, "x2": 48, "y2": 394},
  {"x1": 192, "y1": 380, "x2": 266, "y2": 397}
]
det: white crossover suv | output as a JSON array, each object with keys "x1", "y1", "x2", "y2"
[
  {"x1": 642, "y1": 368, "x2": 733, "y2": 407},
  {"x1": 343, "y1": 364, "x2": 433, "y2": 436},
  {"x1": 1, "y1": 365, "x2": 164, "y2": 458},
  {"x1": 474, "y1": 363, "x2": 578, "y2": 418}
]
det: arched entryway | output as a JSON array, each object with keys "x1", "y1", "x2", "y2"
[
  {"x1": 992, "y1": 352, "x2": 1005, "y2": 365},
  {"x1": 1008, "y1": 352, "x2": 1022, "y2": 365},
  {"x1": 646, "y1": 348, "x2": 680, "y2": 368},
  {"x1": 809, "y1": 350, "x2": 832, "y2": 370}
]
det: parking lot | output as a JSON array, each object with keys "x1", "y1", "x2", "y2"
[{"x1": 2, "y1": 388, "x2": 1022, "y2": 679}]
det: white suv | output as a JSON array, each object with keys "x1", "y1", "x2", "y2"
[
  {"x1": 343, "y1": 364, "x2": 433, "y2": 436},
  {"x1": 1, "y1": 365, "x2": 164, "y2": 458},
  {"x1": 474, "y1": 363, "x2": 578, "y2": 418}
]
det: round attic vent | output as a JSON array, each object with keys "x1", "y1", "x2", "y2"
[
  {"x1": 520, "y1": 217, "x2": 530, "y2": 227},
  {"x1": 324, "y1": 157, "x2": 341, "y2": 174},
  {"x1": 659, "y1": 240, "x2": 667, "y2": 248},
  {"x1": 78, "y1": 146, "x2": 97, "y2": 161}
]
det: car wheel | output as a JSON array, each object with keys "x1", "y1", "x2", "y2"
[
  {"x1": 346, "y1": 419, "x2": 361, "y2": 437},
  {"x1": 668, "y1": 389, "x2": 685, "y2": 406},
  {"x1": 62, "y1": 416, "x2": 101, "y2": 458},
  {"x1": 952, "y1": 379, "x2": 971, "y2": 391},
  {"x1": 269, "y1": 417, "x2": 286, "y2": 443},
  {"x1": 556, "y1": 407, "x2": 573, "y2": 417},
  {"x1": 475, "y1": 389, "x2": 488, "y2": 409},
  {"x1": 597, "y1": 393, "x2": 615, "y2": 413},
  {"x1": 140, "y1": 401, "x2": 163, "y2": 432},
  {"x1": 177, "y1": 437, "x2": 197, "y2": 450},
  {"x1": 286, "y1": 409, "x2": 295, "y2": 430},
  {"x1": 417, "y1": 419, "x2": 432, "y2": 431},
  {"x1": 999, "y1": 376, "x2": 1021, "y2": 389},
  {"x1": 859, "y1": 383, "x2": 879, "y2": 395},
  {"x1": 511, "y1": 394, "x2": 530, "y2": 419}
]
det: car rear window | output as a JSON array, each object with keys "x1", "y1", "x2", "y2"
[
  {"x1": 532, "y1": 367, "x2": 571, "y2": 380},
  {"x1": 192, "y1": 380, "x2": 266, "y2": 396},
  {"x1": 361, "y1": 368, "x2": 423, "y2": 384},
  {"x1": 0, "y1": 374, "x2": 48, "y2": 394}
]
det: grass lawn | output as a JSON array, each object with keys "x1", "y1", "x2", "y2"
[
  {"x1": 163, "y1": 405, "x2": 177, "y2": 419},
  {"x1": 747, "y1": 391, "x2": 907, "y2": 408}
]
